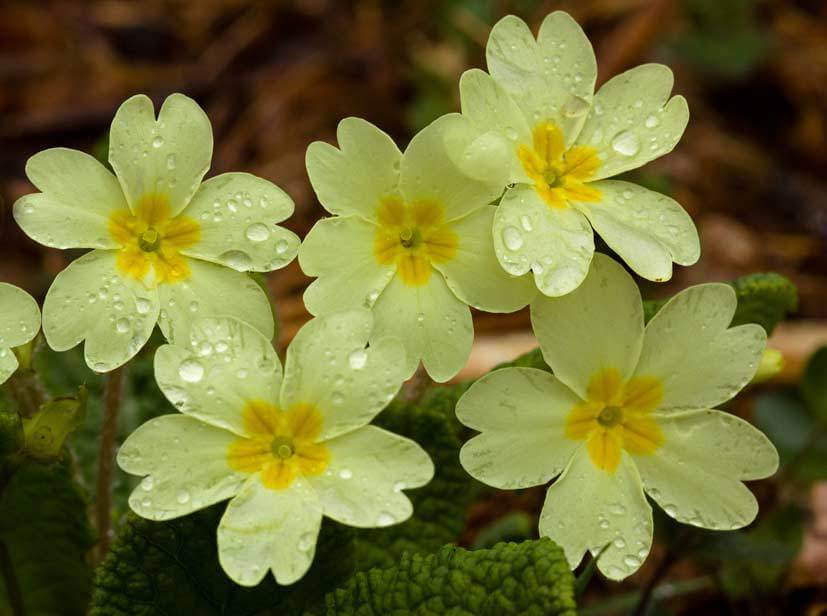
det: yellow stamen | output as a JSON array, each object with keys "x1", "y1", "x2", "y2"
[
  {"x1": 565, "y1": 368, "x2": 664, "y2": 473},
  {"x1": 373, "y1": 197, "x2": 458, "y2": 287},
  {"x1": 227, "y1": 400, "x2": 330, "y2": 490},
  {"x1": 108, "y1": 193, "x2": 200, "y2": 285},
  {"x1": 517, "y1": 121, "x2": 603, "y2": 209}
]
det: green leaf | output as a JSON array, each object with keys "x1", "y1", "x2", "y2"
[
  {"x1": 89, "y1": 506, "x2": 355, "y2": 616},
  {"x1": 315, "y1": 538, "x2": 576, "y2": 616},
  {"x1": 354, "y1": 386, "x2": 480, "y2": 569},
  {"x1": 802, "y1": 346, "x2": 827, "y2": 423},
  {"x1": 0, "y1": 460, "x2": 95, "y2": 616}
]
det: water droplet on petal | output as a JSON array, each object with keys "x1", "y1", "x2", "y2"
[
  {"x1": 219, "y1": 250, "x2": 252, "y2": 271},
  {"x1": 348, "y1": 349, "x2": 368, "y2": 370},
  {"x1": 562, "y1": 95, "x2": 590, "y2": 118},
  {"x1": 177, "y1": 490, "x2": 190, "y2": 504},
  {"x1": 376, "y1": 512, "x2": 395, "y2": 527},
  {"x1": 245, "y1": 223, "x2": 270, "y2": 242},
  {"x1": 338, "y1": 469, "x2": 353, "y2": 480},
  {"x1": 179, "y1": 359, "x2": 204, "y2": 383},
  {"x1": 502, "y1": 226, "x2": 523, "y2": 251},
  {"x1": 152, "y1": 136, "x2": 164, "y2": 148},
  {"x1": 645, "y1": 115, "x2": 660, "y2": 129},
  {"x1": 611, "y1": 131, "x2": 640, "y2": 156}
]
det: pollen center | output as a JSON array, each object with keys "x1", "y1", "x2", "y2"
[
  {"x1": 227, "y1": 400, "x2": 329, "y2": 490},
  {"x1": 373, "y1": 196, "x2": 458, "y2": 287},
  {"x1": 138, "y1": 228, "x2": 161, "y2": 252},
  {"x1": 108, "y1": 193, "x2": 200, "y2": 285},
  {"x1": 517, "y1": 121, "x2": 603, "y2": 209},
  {"x1": 564, "y1": 368, "x2": 664, "y2": 473}
]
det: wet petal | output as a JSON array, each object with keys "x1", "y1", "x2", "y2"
[
  {"x1": 109, "y1": 93, "x2": 213, "y2": 216},
  {"x1": 299, "y1": 216, "x2": 395, "y2": 315},
  {"x1": 157, "y1": 258, "x2": 274, "y2": 343},
  {"x1": 0, "y1": 284, "x2": 40, "y2": 384},
  {"x1": 577, "y1": 180, "x2": 699, "y2": 282},
  {"x1": 458, "y1": 368, "x2": 581, "y2": 488},
  {"x1": 400, "y1": 114, "x2": 502, "y2": 222},
  {"x1": 308, "y1": 426, "x2": 433, "y2": 527},
  {"x1": 539, "y1": 447, "x2": 653, "y2": 580},
  {"x1": 575, "y1": 64, "x2": 688, "y2": 180},
  {"x1": 486, "y1": 12, "x2": 597, "y2": 144},
  {"x1": 154, "y1": 317, "x2": 282, "y2": 436},
  {"x1": 14, "y1": 148, "x2": 126, "y2": 249},
  {"x1": 42, "y1": 250, "x2": 159, "y2": 372},
  {"x1": 634, "y1": 284, "x2": 766, "y2": 411},
  {"x1": 280, "y1": 310, "x2": 408, "y2": 440},
  {"x1": 494, "y1": 184, "x2": 594, "y2": 297},
  {"x1": 306, "y1": 117, "x2": 402, "y2": 221},
  {"x1": 218, "y1": 476, "x2": 322, "y2": 586},
  {"x1": 433, "y1": 206, "x2": 536, "y2": 312},
  {"x1": 531, "y1": 253, "x2": 644, "y2": 399},
  {"x1": 118, "y1": 414, "x2": 247, "y2": 520},
  {"x1": 371, "y1": 273, "x2": 472, "y2": 382},
  {"x1": 181, "y1": 172, "x2": 299, "y2": 272},
  {"x1": 636, "y1": 409, "x2": 779, "y2": 529}
]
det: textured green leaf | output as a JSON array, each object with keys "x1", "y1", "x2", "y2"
[
  {"x1": 315, "y1": 538, "x2": 576, "y2": 616},
  {"x1": 0, "y1": 460, "x2": 95, "y2": 616},
  {"x1": 89, "y1": 506, "x2": 355, "y2": 616}
]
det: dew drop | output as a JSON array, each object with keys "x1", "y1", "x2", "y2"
[
  {"x1": 245, "y1": 223, "x2": 270, "y2": 242},
  {"x1": 376, "y1": 512, "x2": 395, "y2": 527},
  {"x1": 152, "y1": 136, "x2": 164, "y2": 148},
  {"x1": 275, "y1": 239, "x2": 290, "y2": 254},
  {"x1": 338, "y1": 469, "x2": 353, "y2": 480},
  {"x1": 645, "y1": 115, "x2": 660, "y2": 129},
  {"x1": 502, "y1": 226, "x2": 523, "y2": 251},
  {"x1": 136, "y1": 297, "x2": 152, "y2": 314},
  {"x1": 115, "y1": 318, "x2": 130, "y2": 334},
  {"x1": 611, "y1": 131, "x2": 640, "y2": 156},
  {"x1": 166, "y1": 154, "x2": 176, "y2": 169},
  {"x1": 219, "y1": 250, "x2": 252, "y2": 271},
  {"x1": 348, "y1": 349, "x2": 368, "y2": 370},
  {"x1": 519, "y1": 215, "x2": 533, "y2": 232},
  {"x1": 562, "y1": 95, "x2": 590, "y2": 118},
  {"x1": 179, "y1": 359, "x2": 204, "y2": 383},
  {"x1": 298, "y1": 533, "x2": 314, "y2": 552},
  {"x1": 177, "y1": 490, "x2": 190, "y2": 504},
  {"x1": 140, "y1": 476, "x2": 154, "y2": 491}
]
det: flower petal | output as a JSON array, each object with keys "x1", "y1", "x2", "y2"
[
  {"x1": 539, "y1": 447, "x2": 653, "y2": 580},
  {"x1": 218, "y1": 475, "x2": 322, "y2": 586},
  {"x1": 634, "y1": 284, "x2": 766, "y2": 411},
  {"x1": 400, "y1": 113, "x2": 502, "y2": 222},
  {"x1": 42, "y1": 250, "x2": 159, "y2": 372},
  {"x1": 457, "y1": 368, "x2": 581, "y2": 489},
  {"x1": 0, "y1": 283, "x2": 40, "y2": 351},
  {"x1": 575, "y1": 64, "x2": 688, "y2": 180},
  {"x1": 372, "y1": 272, "x2": 472, "y2": 382},
  {"x1": 14, "y1": 148, "x2": 127, "y2": 249},
  {"x1": 308, "y1": 425, "x2": 433, "y2": 527},
  {"x1": 280, "y1": 310, "x2": 408, "y2": 440},
  {"x1": 457, "y1": 69, "x2": 531, "y2": 184},
  {"x1": 154, "y1": 317, "x2": 282, "y2": 436},
  {"x1": 486, "y1": 12, "x2": 597, "y2": 144},
  {"x1": 118, "y1": 414, "x2": 247, "y2": 521},
  {"x1": 299, "y1": 216, "x2": 395, "y2": 315},
  {"x1": 577, "y1": 180, "x2": 699, "y2": 282},
  {"x1": 531, "y1": 253, "x2": 644, "y2": 400},
  {"x1": 180, "y1": 172, "x2": 299, "y2": 272},
  {"x1": 306, "y1": 117, "x2": 402, "y2": 221},
  {"x1": 636, "y1": 409, "x2": 779, "y2": 529},
  {"x1": 157, "y1": 258, "x2": 274, "y2": 343},
  {"x1": 109, "y1": 93, "x2": 212, "y2": 216},
  {"x1": 433, "y1": 206, "x2": 535, "y2": 312},
  {"x1": 494, "y1": 185, "x2": 594, "y2": 297}
]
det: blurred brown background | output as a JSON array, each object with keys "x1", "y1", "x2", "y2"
[{"x1": 2, "y1": 0, "x2": 826, "y2": 370}]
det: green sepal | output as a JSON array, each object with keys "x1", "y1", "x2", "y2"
[{"x1": 21, "y1": 386, "x2": 87, "y2": 460}]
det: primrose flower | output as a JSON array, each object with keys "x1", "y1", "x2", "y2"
[
  {"x1": 300, "y1": 115, "x2": 536, "y2": 382},
  {"x1": 0, "y1": 284, "x2": 41, "y2": 384},
  {"x1": 13, "y1": 94, "x2": 300, "y2": 372},
  {"x1": 457, "y1": 12, "x2": 699, "y2": 296},
  {"x1": 117, "y1": 310, "x2": 432, "y2": 586},
  {"x1": 456, "y1": 253, "x2": 778, "y2": 580}
]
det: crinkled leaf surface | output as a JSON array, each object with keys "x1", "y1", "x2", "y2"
[{"x1": 314, "y1": 539, "x2": 576, "y2": 616}]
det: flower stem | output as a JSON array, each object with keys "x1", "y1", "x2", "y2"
[{"x1": 94, "y1": 365, "x2": 125, "y2": 563}]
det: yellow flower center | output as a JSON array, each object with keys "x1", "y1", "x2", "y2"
[
  {"x1": 518, "y1": 121, "x2": 603, "y2": 209},
  {"x1": 373, "y1": 196, "x2": 458, "y2": 287},
  {"x1": 565, "y1": 367, "x2": 664, "y2": 473},
  {"x1": 108, "y1": 193, "x2": 200, "y2": 285},
  {"x1": 226, "y1": 400, "x2": 330, "y2": 490}
]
